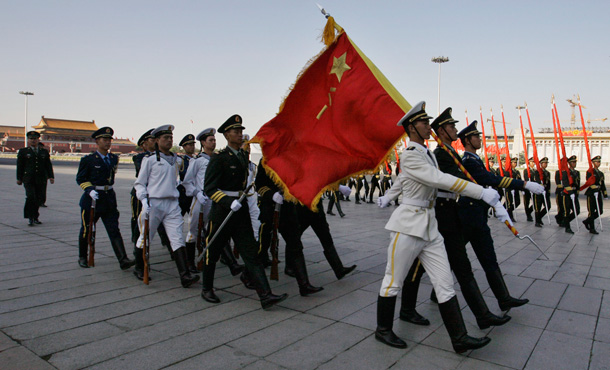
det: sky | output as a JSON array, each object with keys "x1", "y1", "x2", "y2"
[{"x1": 1, "y1": 0, "x2": 609, "y2": 149}]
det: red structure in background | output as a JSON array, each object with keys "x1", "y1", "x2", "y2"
[{"x1": 0, "y1": 117, "x2": 135, "y2": 154}]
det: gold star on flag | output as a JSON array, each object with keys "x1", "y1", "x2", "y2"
[{"x1": 330, "y1": 52, "x2": 351, "y2": 82}]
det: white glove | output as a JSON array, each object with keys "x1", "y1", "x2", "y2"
[
  {"x1": 524, "y1": 181, "x2": 545, "y2": 195},
  {"x1": 272, "y1": 192, "x2": 284, "y2": 204},
  {"x1": 480, "y1": 188, "x2": 500, "y2": 206},
  {"x1": 377, "y1": 196, "x2": 391, "y2": 208},
  {"x1": 89, "y1": 190, "x2": 99, "y2": 200},
  {"x1": 196, "y1": 192, "x2": 208, "y2": 205},
  {"x1": 141, "y1": 201, "x2": 150, "y2": 216},
  {"x1": 339, "y1": 184, "x2": 351, "y2": 198},
  {"x1": 230, "y1": 199, "x2": 242, "y2": 212},
  {"x1": 493, "y1": 201, "x2": 512, "y2": 225},
  {"x1": 136, "y1": 190, "x2": 148, "y2": 202}
]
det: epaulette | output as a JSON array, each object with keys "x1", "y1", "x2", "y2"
[{"x1": 406, "y1": 146, "x2": 416, "y2": 151}]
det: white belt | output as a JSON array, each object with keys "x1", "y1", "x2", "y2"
[
  {"x1": 402, "y1": 198, "x2": 435, "y2": 209},
  {"x1": 220, "y1": 190, "x2": 243, "y2": 197},
  {"x1": 437, "y1": 191, "x2": 457, "y2": 200},
  {"x1": 95, "y1": 185, "x2": 113, "y2": 191}
]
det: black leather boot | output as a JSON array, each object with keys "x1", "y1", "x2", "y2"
[
  {"x1": 158, "y1": 224, "x2": 174, "y2": 260},
  {"x1": 201, "y1": 262, "x2": 220, "y2": 303},
  {"x1": 399, "y1": 277, "x2": 430, "y2": 326},
  {"x1": 78, "y1": 236, "x2": 88, "y2": 268},
  {"x1": 110, "y1": 237, "x2": 135, "y2": 270},
  {"x1": 240, "y1": 270, "x2": 256, "y2": 290},
  {"x1": 335, "y1": 198, "x2": 346, "y2": 218},
  {"x1": 323, "y1": 249, "x2": 357, "y2": 280},
  {"x1": 375, "y1": 295, "x2": 407, "y2": 348},
  {"x1": 220, "y1": 243, "x2": 245, "y2": 276},
  {"x1": 249, "y1": 264, "x2": 288, "y2": 309},
  {"x1": 132, "y1": 247, "x2": 149, "y2": 281},
  {"x1": 185, "y1": 242, "x2": 199, "y2": 275},
  {"x1": 439, "y1": 296, "x2": 491, "y2": 353},
  {"x1": 292, "y1": 254, "x2": 324, "y2": 296},
  {"x1": 174, "y1": 247, "x2": 200, "y2": 288},
  {"x1": 460, "y1": 278, "x2": 511, "y2": 330},
  {"x1": 589, "y1": 220, "x2": 599, "y2": 234},
  {"x1": 486, "y1": 269, "x2": 529, "y2": 311}
]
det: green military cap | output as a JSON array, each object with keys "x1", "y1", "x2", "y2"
[
  {"x1": 179, "y1": 134, "x2": 195, "y2": 146},
  {"x1": 431, "y1": 107, "x2": 458, "y2": 132},
  {"x1": 26, "y1": 131, "x2": 40, "y2": 139},
  {"x1": 568, "y1": 155, "x2": 577, "y2": 162},
  {"x1": 218, "y1": 114, "x2": 245, "y2": 133},
  {"x1": 592, "y1": 155, "x2": 601, "y2": 162}
]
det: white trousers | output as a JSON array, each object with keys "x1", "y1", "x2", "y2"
[
  {"x1": 379, "y1": 231, "x2": 455, "y2": 303},
  {"x1": 136, "y1": 198, "x2": 184, "y2": 251},
  {"x1": 185, "y1": 197, "x2": 211, "y2": 243}
]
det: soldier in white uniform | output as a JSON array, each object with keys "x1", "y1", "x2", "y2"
[
  {"x1": 134, "y1": 125, "x2": 200, "y2": 288},
  {"x1": 375, "y1": 102, "x2": 499, "y2": 353}
]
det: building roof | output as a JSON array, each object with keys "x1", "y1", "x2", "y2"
[
  {"x1": 33, "y1": 116, "x2": 99, "y2": 131},
  {"x1": 0, "y1": 125, "x2": 25, "y2": 138}
]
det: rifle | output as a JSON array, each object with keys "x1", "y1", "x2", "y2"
[
  {"x1": 143, "y1": 198, "x2": 150, "y2": 285},
  {"x1": 270, "y1": 202, "x2": 281, "y2": 281},
  {"x1": 195, "y1": 202, "x2": 204, "y2": 271},
  {"x1": 87, "y1": 199, "x2": 96, "y2": 267}
]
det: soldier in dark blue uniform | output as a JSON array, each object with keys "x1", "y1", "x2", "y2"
[
  {"x1": 16, "y1": 131, "x2": 54, "y2": 226},
  {"x1": 201, "y1": 114, "x2": 287, "y2": 309},
  {"x1": 398, "y1": 109, "x2": 510, "y2": 330},
  {"x1": 178, "y1": 134, "x2": 196, "y2": 216},
  {"x1": 76, "y1": 127, "x2": 135, "y2": 270},
  {"x1": 457, "y1": 122, "x2": 544, "y2": 311},
  {"x1": 583, "y1": 156, "x2": 606, "y2": 234}
]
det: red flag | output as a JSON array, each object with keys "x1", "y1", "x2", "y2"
[
  {"x1": 490, "y1": 109, "x2": 504, "y2": 176},
  {"x1": 252, "y1": 18, "x2": 409, "y2": 208},
  {"x1": 525, "y1": 104, "x2": 544, "y2": 182},
  {"x1": 577, "y1": 96, "x2": 595, "y2": 190},
  {"x1": 553, "y1": 97, "x2": 573, "y2": 187},
  {"x1": 501, "y1": 106, "x2": 512, "y2": 176},
  {"x1": 518, "y1": 108, "x2": 530, "y2": 179},
  {"x1": 479, "y1": 107, "x2": 490, "y2": 170}
]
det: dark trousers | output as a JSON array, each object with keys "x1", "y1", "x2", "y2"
[
  {"x1": 357, "y1": 178, "x2": 369, "y2": 200},
  {"x1": 556, "y1": 193, "x2": 565, "y2": 224},
  {"x1": 369, "y1": 180, "x2": 381, "y2": 202},
  {"x1": 563, "y1": 193, "x2": 580, "y2": 223},
  {"x1": 458, "y1": 204, "x2": 500, "y2": 274},
  {"x1": 258, "y1": 202, "x2": 304, "y2": 264},
  {"x1": 79, "y1": 205, "x2": 123, "y2": 247},
  {"x1": 297, "y1": 201, "x2": 335, "y2": 252},
  {"x1": 586, "y1": 193, "x2": 603, "y2": 221},
  {"x1": 23, "y1": 180, "x2": 45, "y2": 219},
  {"x1": 524, "y1": 191, "x2": 532, "y2": 217}
]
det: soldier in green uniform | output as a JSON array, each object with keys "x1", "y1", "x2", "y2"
[
  {"x1": 562, "y1": 155, "x2": 580, "y2": 234},
  {"x1": 16, "y1": 131, "x2": 54, "y2": 226},
  {"x1": 583, "y1": 156, "x2": 607, "y2": 234},
  {"x1": 201, "y1": 114, "x2": 287, "y2": 309}
]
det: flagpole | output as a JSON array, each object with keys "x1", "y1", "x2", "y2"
[
  {"x1": 553, "y1": 96, "x2": 578, "y2": 231},
  {"x1": 526, "y1": 103, "x2": 551, "y2": 224},
  {"x1": 517, "y1": 106, "x2": 530, "y2": 179},
  {"x1": 479, "y1": 107, "x2": 490, "y2": 170},
  {"x1": 501, "y1": 105, "x2": 512, "y2": 177},
  {"x1": 490, "y1": 109, "x2": 504, "y2": 176},
  {"x1": 577, "y1": 95, "x2": 596, "y2": 192}
]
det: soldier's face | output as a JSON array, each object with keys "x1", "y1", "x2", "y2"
[
  {"x1": 444, "y1": 123, "x2": 458, "y2": 141},
  {"x1": 569, "y1": 161, "x2": 576, "y2": 169},
  {"x1": 202, "y1": 136, "x2": 216, "y2": 152},
  {"x1": 541, "y1": 162, "x2": 548, "y2": 169},
  {"x1": 593, "y1": 161, "x2": 601, "y2": 169},
  {"x1": 224, "y1": 129, "x2": 243, "y2": 147},
  {"x1": 27, "y1": 137, "x2": 40, "y2": 147},
  {"x1": 469, "y1": 135, "x2": 482, "y2": 150},
  {"x1": 96, "y1": 137, "x2": 112, "y2": 151},
  {"x1": 158, "y1": 134, "x2": 173, "y2": 151},
  {"x1": 411, "y1": 120, "x2": 431, "y2": 139},
  {"x1": 142, "y1": 137, "x2": 155, "y2": 152},
  {"x1": 183, "y1": 143, "x2": 195, "y2": 155}
]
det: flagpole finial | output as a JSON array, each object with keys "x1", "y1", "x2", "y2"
[
  {"x1": 577, "y1": 93, "x2": 581, "y2": 102},
  {"x1": 525, "y1": 101, "x2": 528, "y2": 108},
  {"x1": 316, "y1": 3, "x2": 330, "y2": 18}
]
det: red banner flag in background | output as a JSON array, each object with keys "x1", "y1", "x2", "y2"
[{"x1": 252, "y1": 18, "x2": 410, "y2": 209}]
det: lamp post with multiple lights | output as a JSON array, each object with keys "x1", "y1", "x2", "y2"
[
  {"x1": 19, "y1": 91, "x2": 34, "y2": 147},
  {"x1": 431, "y1": 56, "x2": 449, "y2": 115}
]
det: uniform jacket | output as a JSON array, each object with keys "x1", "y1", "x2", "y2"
[
  {"x1": 204, "y1": 146, "x2": 249, "y2": 211},
  {"x1": 17, "y1": 146, "x2": 54, "y2": 183},
  {"x1": 385, "y1": 142, "x2": 483, "y2": 241},
  {"x1": 183, "y1": 156, "x2": 210, "y2": 197},
  {"x1": 585, "y1": 169, "x2": 607, "y2": 197},
  {"x1": 134, "y1": 153, "x2": 182, "y2": 200},
  {"x1": 76, "y1": 151, "x2": 119, "y2": 210},
  {"x1": 433, "y1": 143, "x2": 468, "y2": 180}
]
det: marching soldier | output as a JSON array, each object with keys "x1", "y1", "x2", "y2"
[
  {"x1": 504, "y1": 157, "x2": 521, "y2": 222},
  {"x1": 583, "y1": 156, "x2": 606, "y2": 234},
  {"x1": 201, "y1": 114, "x2": 287, "y2": 309},
  {"x1": 554, "y1": 163, "x2": 566, "y2": 227},
  {"x1": 532, "y1": 157, "x2": 552, "y2": 227},
  {"x1": 326, "y1": 189, "x2": 345, "y2": 217},
  {"x1": 16, "y1": 131, "x2": 54, "y2": 226},
  {"x1": 458, "y1": 122, "x2": 544, "y2": 312},
  {"x1": 134, "y1": 125, "x2": 200, "y2": 287},
  {"x1": 368, "y1": 169, "x2": 381, "y2": 203},
  {"x1": 130, "y1": 129, "x2": 174, "y2": 263},
  {"x1": 178, "y1": 134, "x2": 197, "y2": 216},
  {"x1": 256, "y1": 160, "x2": 324, "y2": 296},
  {"x1": 375, "y1": 102, "x2": 498, "y2": 353},
  {"x1": 523, "y1": 157, "x2": 536, "y2": 222},
  {"x1": 383, "y1": 108, "x2": 509, "y2": 331},
  {"x1": 76, "y1": 127, "x2": 135, "y2": 270},
  {"x1": 357, "y1": 173, "x2": 369, "y2": 203},
  {"x1": 381, "y1": 162, "x2": 392, "y2": 195},
  {"x1": 562, "y1": 155, "x2": 580, "y2": 234}
]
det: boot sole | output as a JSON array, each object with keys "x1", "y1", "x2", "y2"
[
  {"x1": 477, "y1": 315, "x2": 511, "y2": 329},
  {"x1": 181, "y1": 275, "x2": 200, "y2": 288},
  {"x1": 374, "y1": 333, "x2": 407, "y2": 348},
  {"x1": 453, "y1": 337, "x2": 491, "y2": 353}
]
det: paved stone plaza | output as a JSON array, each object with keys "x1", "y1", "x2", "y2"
[{"x1": 0, "y1": 160, "x2": 609, "y2": 370}]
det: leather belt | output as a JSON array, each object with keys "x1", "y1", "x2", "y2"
[
  {"x1": 402, "y1": 198, "x2": 435, "y2": 209},
  {"x1": 590, "y1": 185, "x2": 599, "y2": 189},
  {"x1": 95, "y1": 185, "x2": 113, "y2": 191},
  {"x1": 220, "y1": 190, "x2": 243, "y2": 197},
  {"x1": 437, "y1": 191, "x2": 457, "y2": 200}
]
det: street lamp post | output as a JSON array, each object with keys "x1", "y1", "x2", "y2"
[
  {"x1": 431, "y1": 56, "x2": 449, "y2": 114},
  {"x1": 19, "y1": 91, "x2": 34, "y2": 147}
]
